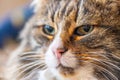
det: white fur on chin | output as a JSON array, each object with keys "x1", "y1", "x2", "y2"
[{"x1": 38, "y1": 66, "x2": 98, "y2": 80}]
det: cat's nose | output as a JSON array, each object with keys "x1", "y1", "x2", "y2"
[
  {"x1": 56, "y1": 48, "x2": 67, "y2": 54},
  {"x1": 54, "y1": 48, "x2": 68, "y2": 60}
]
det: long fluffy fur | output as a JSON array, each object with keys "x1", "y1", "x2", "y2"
[{"x1": 5, "y1": 0, "x2": 120, "y2": 80}]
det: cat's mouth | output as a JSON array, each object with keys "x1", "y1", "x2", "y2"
[
  {"x1": 56, "y1": 64, "x2": 76, "y2": 77},
  {"x1": 50, "y1": 51, "x2": 79, "y2": 76},
  {"x1": 54, "y1": 51, "x2": 78, "y2": 69}
]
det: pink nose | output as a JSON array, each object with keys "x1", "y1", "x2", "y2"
[{"x1": 54, "y1": 48, "x2": 67, "y2": 60}]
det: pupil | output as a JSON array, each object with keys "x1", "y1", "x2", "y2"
[
  {"x1": 45, "y1": 25, "x2": 54, "y2": 34},
  {"x1": 83, "y1": 25, "x2": 91, "y2": 32}
]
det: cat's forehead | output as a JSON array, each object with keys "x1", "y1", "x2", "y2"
[{"x1": 33, "y1": 0, "x2": 120, "y2": 27}]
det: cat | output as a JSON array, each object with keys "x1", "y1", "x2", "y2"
[{"x1": 5, "y1": 0, "x2": 120, "y2": 80}]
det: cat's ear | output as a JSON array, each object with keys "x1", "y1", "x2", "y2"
[{"x1": 31, "y1": 0, "x2": 50, "y2": 13}]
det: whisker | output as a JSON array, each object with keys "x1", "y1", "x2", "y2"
[
  {"x1": 87, "y1": 52, "x2": 110, "y2": 59},
  {"x1": 19, "y1": 55, "x2": 45, "y2": 61},
  {"x1": 17, "y1": 60, "x2": 42, "y2": 70},
  {"x1": 15, "y1": 60, "x2": 45, "y2": 78},
  {"x1": 83, "y1": 57, "x2": 120, "y2": 71},
  {"x1": 100, "y1": 27, "x2": 112, "y2": 35},
  {"x1": 19, "y1": 52, "x2": 45, "y2": 58},
  {"x1": 19, "y1": 70, "x2": 37, "y2": 80},
  {"x1": 92, "y1": 63, "x2": 118, "y2": 80},
  {"x1": 99, "y1": 71, "x2": 110, "y2": 80},
  {"x1": 81, "y1": 60, "x2": 118, "y2": 80},
  {"x1": 110, "y1": 54, "x2": 120, "y2": 61},
  {"x1": 102, "y1": 60, "x2": 120, "y2": 71},
  {"x1": 20, "y1": 64, "x2": 47, "y2": 80}
]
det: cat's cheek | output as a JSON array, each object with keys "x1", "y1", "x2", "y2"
[{"x1": 45, "y1": 49, "x2": 59, "y2": 68}]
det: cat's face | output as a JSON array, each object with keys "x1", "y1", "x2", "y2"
[{"x1": 29, "y1": 0, "x2": 120, "y2": 79}]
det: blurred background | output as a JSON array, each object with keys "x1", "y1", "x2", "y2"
[{"x1": 0, "y1": 0, "x2": 34, "y2": 79}]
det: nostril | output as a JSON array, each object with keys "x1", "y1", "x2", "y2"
[{"x1": 56, "y1": 48, "x2": 68, "y2": 54}]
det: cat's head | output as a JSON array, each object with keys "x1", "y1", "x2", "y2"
[{"x1": 24, "y1": 0, "x2": 120, "y2": 79}]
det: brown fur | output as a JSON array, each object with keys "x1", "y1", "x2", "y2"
[{"x1": 5, "y1": 0, "x2": 120, "y2": 80}]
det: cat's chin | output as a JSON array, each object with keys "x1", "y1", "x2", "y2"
[
  {"x1": 56, "y1": 64, "x2": 76, "y2": 77},
  {"x1": 50, "y1": 64, "x2": 97, "y2": 80}
]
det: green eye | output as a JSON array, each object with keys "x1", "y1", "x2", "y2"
[
  {"x1": 74, "y1": 25, "x2": 94, "y2": 36},
  {"x1": 43, "y1": 25, "x2": 55, "y2": 36}
]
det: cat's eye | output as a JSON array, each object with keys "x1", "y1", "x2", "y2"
[
  {"x1": 43, "y1": 25, "x2": 55, "y2": 36},
  {"x1": 74, "y1": 25, "x2": 94, "y2": 36}
]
